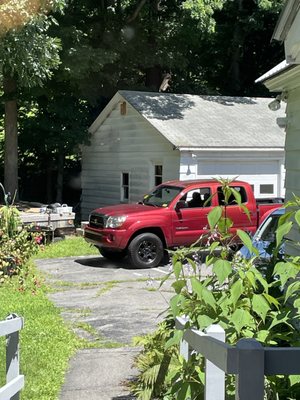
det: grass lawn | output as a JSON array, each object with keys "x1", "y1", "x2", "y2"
[
  {"x1": 35, "y1": 236, "x2": 98, "y2": 259},
  {"x1": 0, "y1": 237, "x2": 99, "y2": 399}
]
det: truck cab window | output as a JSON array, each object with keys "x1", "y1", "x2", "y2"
[
  {"x1": 184, "y1": 188, "x2": 211, "y2": 208},
  {"x1": 217, "y1": 186, "x2": 247, "y2": 205}
]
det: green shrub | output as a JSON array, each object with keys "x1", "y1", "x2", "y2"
[
  {"x1": 0, "y1": 205, "x2": 40, "y2": 281},
  {"x1": 132, "y1": 181, "x2": 300, "y2": 400}
]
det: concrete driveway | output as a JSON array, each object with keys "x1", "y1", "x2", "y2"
[
  {"x1": 35, "y1": 255, "x2": 174, "y2": 399},
  {"x1": 36, "y1": 255, "x2": 173, "y2": 344}
]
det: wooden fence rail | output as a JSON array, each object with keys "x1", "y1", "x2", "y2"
[
  {"x1": 0, "y1": 314, "x2": 24, "y2": 400},
  {"x1": 176, "y1": 316, "x2": 300, "y2": 400}
]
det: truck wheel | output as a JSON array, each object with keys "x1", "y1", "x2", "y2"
[
  {"x1": 128, "y1": 233, "x2": 164, "y2": 268},
  {"x1": 98, "y1": 247, "x2": 126, "y2": 261}
]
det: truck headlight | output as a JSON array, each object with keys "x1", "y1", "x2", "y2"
[{"x1": 105, "y1": 215, "x2": 127, "y2": 228}]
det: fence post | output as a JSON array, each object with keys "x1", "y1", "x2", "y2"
[
  {"x1": 6, "y1": 314, "x2": 21, "y2": 400},
  {"x1": 180, "y1": 338, "x2": 191, "y2": 361},
  {"x1": 235, "y1": 338, "x2": 264, "y2": 400},
  {"x1": 204, "y1": 324, "x2": 225, "y2": 400}
]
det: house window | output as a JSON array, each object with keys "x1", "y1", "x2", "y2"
[
  {"x1": 121, "y1": 172, "x2": 130, "y2": 201},
  {"x1": 260, "y1": 184, "x2": 274, "y2": 195},
  {"x1": 120, "y1": 101, "x2": 127, "y2": 115},
  {"x1": 154, "y1": 165, "x2": 163, "y2": 186}
]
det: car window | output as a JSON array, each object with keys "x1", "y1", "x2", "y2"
[
  {"x1": 181, "y1": 188, "x2": 211, "y2": 208},
  {"x1": 143, "y1": 185, "x2": 183, "y2": 207},
  {"x1": 217, "y1": 186, "x2": 247, "y2": 206},
  {"x1": 257, "y1": 215, "x2": 280, "y2": 241}
]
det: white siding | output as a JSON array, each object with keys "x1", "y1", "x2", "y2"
[
  {"x1": 285, "y1": 87, "x2": 300, "y2": 199},
  {"x1": 285, "y1": 12, "x2": 300, "y2": 63},
  {"x1": 179, "y1": 150, "x2": 285, "y2": 199},
  {"x1": 82, "y1": 102, "x2": 180, "y2": 218}
]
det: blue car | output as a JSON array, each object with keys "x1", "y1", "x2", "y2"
[{"x1": 238, "y1": 207, "x2": 284, "y2": 261}]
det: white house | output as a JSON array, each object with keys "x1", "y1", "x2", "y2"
[
  {"x1": 256, "y1": 0, "x2": 300, "y2": 249},
  {"x1": 81, "y1": 91, "x2": 285, "y2": 218}
]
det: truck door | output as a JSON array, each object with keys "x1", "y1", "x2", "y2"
[
  {"x1": 216, "y1": 185, "x2": 256, "y2": 234},
  {"x1": 171, "y1": 187, "x2": 214, "y2": 246}
]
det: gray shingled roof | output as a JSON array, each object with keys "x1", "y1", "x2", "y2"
[{"x1": 119, "y1": 91, "x2": 285, "y2": 149}]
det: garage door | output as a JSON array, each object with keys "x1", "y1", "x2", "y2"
[{"x1": 197, "y1": 160, "x2": 279, "y2": 198}]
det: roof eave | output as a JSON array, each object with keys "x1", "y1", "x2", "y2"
[{"x1": 272, "y1": 0, "x2": 300, "y2": 42}]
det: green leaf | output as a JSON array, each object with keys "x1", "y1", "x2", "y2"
[
  {"x1": 276, "y1": 221, "x2": 292, "y2": 247},
  {"x1": 170, "y1": 294, "x2": 183, "y2": 317},
  {"x1": 172, "y1": 280, "x2": 187, "y2": 294},
  {"x1": 213, "y1": 259, "x2": 232, "y2": 284},
  {"x1": 237, "y1": 229, "x2": 258, "y2": 255},
  {"x1": 263, "y1": 293, "x2": 279, "y2": 309},
  {"x1": 191, "y1": 277, "x2": 203, "y2": 298},
  {"x1": 173, "y1": 260, "x2": 182, "y2": 279},
  {"x1": 295, "y1": 210, "x2": 300, "y2": 227},
  {"x1": 284, "y1": 281, "x2": 300, "y2": 303},
  {"x1": 290, "y1": 375, "x2": 300, "y2": 386},
  {"x1": 245, "y1": 270, "x2": 257, "y2": 289},
  {"x1": 230, "y1": 279, "x2": 243, "y2": 306},
  {"x1": 252, "y1": 294, "x2": 270, "y2": 322},
  {"x1": 268, "y1": 311, "x2": 293, "y2": 330},
  {"x1": 209, "y1": 241, "x2": 220, "y2": 253},
  {"x1": 207, "y1": 206, "x2": 222, "y2": 230},
  {"x1": 177, "y1": 382, "x2": 191, "y2": 400},
  {"x1": 165, "y1": 329, "x2": 183, "y2": 349},
  {"x1": 252, "y1": 268, "x2": 269, "y2": 292},
  {"x1": 218, "y1": 216, "x2": 233, "y2": 233},
  {"x1": 294, "y1": 298, "x2": 300, "y2": 309},
  {"x1": 256, "y1": 330, "x2": 269, "y2": 342},
  {"x1": 273, "y1": 261, "x2": 299, "y2": 286},
  {"x1": 231, "y1": 309, "x2": 253, "y2": 333},
  {"x1": 230, "y1": 187, "x2": 241, "y2": 204},
  {"x1": 197, "y1": 314, "x2": 215, "y2": 329},
  {"x1": 202, "y1": 287, "x2": 217, "y2": 310}
]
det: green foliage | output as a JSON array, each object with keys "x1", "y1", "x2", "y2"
[
  {"x1": 0, "y1": 203, "x2": 40, "y2": 281},
  {"x1": 0, "y1": 17, "x2": 62, "y2": 88},
  {"x1": 131, "y1": 316, "x2": 180, "y2": 400},
  {"x1": 133, "y1": 186, "x2": 300, "y2": 399},
  {"x1": 0, "y1": 261, "x2": 83, "y2": 400}
]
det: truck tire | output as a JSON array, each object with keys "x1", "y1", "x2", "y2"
[
  {"x1": 128, "y1": 233, "x2": 164, "y2": 268},
  {"x1": 98, "y1": 247, "x2": 126, "y2": 261}
]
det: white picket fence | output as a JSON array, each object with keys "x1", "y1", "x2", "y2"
[
  {"x1": 176, "y1": 316, "x2": 300, "y2": 400},
  {"x1": 0, "y1": 315, "x2": 24, "y2": 400}
]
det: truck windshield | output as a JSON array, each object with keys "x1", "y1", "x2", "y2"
[{"x1": 143, "y1": 185, "x2": 183, "y2": 207}]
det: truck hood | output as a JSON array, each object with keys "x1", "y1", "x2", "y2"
[{"x1": 91, "y1": 203, "x2": 167, "y2": 217}]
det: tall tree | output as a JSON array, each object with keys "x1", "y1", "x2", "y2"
[{"x1": 0, "y1": 0, "x2": 65, "y2": 197}]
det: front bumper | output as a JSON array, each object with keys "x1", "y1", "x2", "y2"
[{"x1": 84, "y1": 226, "x2": 127, "y2": 249}]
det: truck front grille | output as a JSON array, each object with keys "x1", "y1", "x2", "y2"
[{"x1": 89, "y1": 213, "x2": 106, "y2": 229}]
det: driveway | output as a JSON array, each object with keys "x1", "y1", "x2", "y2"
[
  {"x1": 36, "y1": 255, "x2": 173, "y2": 344},
  {"x1": 35, "y1": 255, "x2": 174, "y2": 399}
]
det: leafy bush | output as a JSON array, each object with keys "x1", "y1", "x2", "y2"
[
  {"x1": 132, "y1": 181, "x2": 300, "y2": 400},
  {"x1": 0, "y1": 204, "x2": 40, "y2": 281}
]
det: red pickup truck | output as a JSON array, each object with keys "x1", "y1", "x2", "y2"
[{"x1": 84, "y1": 179, "x2": 283, "y2": 268}]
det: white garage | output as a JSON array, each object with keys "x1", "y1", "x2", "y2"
[
  {"x1": 179, "y1": 150, "x2": 285, "y2": 199},
  {"x1": 82, "y1": 91, "x2": 285, "y2": 217}
]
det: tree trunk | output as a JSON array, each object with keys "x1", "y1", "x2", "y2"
[
  {"x1": 3, "y1": 75, "x2": 18, "y2": 199},
  {"x1": 46, "y1": 157, "x2": 54, "y2": 204},
  {"x1": 55, "y1": 150, "x2": 64, "y2": 203},
  {"x1": 145, "y1": 65, "x2": 162, "y2": 91},
  {"x1": 226, "y1": 0, "x2": 245, "y2": 95}
]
